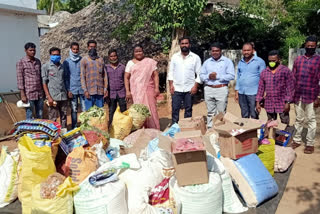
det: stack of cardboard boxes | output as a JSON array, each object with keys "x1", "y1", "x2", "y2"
[{"x1": 159, "y1": 113, "x2": 292, "y2": 187}]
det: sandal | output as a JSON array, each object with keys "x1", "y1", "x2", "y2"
[
  {"x1": 304, "y1": 146, "x2": 314, "y2": 154},
  {"x1": 291, "y1": 142, "x2": 301, "y2": 149}
]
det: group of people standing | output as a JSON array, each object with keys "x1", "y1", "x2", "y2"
[
  {"x1": 16, "y1": 40, "x2": 160, "y2": 130},
  {"x1": 16, "y1": 35, "x2": 319, "y2": 154},
  {"x1": 183, "y1": 35, "x2": 319, "y2": 154}
]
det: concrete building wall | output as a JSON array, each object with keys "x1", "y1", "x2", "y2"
[
  {"x1": 288, "y1": 48, "x2": 320, "y2": 70},
  {"x1": 0, "y1": 0, "x2": 37, "y2": 9},
  {"x1": 0, "y1": 11, "x2": 40, "y2": 92}
]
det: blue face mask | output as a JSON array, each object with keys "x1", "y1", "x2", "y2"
[{"x1": 50, "y1": 55, "x2": 61, "y2": 63}]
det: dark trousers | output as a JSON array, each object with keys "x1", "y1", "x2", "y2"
[
  {"x1": 172, "y1": 92, "x2": 192, "y2": 124},
  {"x1": 239, "y1": 94, "x2": 258, "y2": 119},
  {"x1": 48, "y1": 100, "x2": 68, "y2": 128},
  {"x1": 267, "y1": 112, "x2": 290, "y2": 125},
  {"x1": 108, "y1": 96, "x2": 127, "y2": 126}
]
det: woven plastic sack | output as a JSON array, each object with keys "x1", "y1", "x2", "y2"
[
  {"x1": 110, "y1": 107, "x2": 133, "y2": 140},
  {"x1": 275, "y1": 145, "x2": 296, "y2": 172},
  {"x1": 88, "y1": 113, "x2": 108, "y2": 132},
  {"x1": 18, "y1": 135, "x2": 56, "y2": 214},
  {"x1": 74, "y1": 177, "x2": 127, "y2": 214},
  {"x1": 206, "y1": 154, "x2": 248, "y2": 213},
  {"x1": 64, "y1": 147, "x2": 98, "y2": 184},
  {"x1": 0, "y1": 147, "x2": 19, "y2": 208},
  {"x1": 31, "y1": 177, "x2": 78, "y2": 214},
  {"x1": 257, "y1": 139, "x2": 275, "y2": 176},
  {"x1": 172, "y1": 172, "x2": 223, "y2": 214},
  {"x1": 128, "y1": 105, "x2": 150, "y2": 131},
  {"x1": 119, "y1": 150, "x2": 173, "y2": 214}
]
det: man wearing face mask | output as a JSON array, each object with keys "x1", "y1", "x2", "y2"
[
  {"x1": 168, "y1": 37, "x2": 202, "y2": 124},
  {"x1": 80, "y1": 40, "x2": 107, "y2": 110},
  {"x1": 42, "y1": 47, "x2": 68, "y2": 129},
  {"x1": 291, "y1": 35, "x2": 320, "y2": 154},
  {"x1": 105, "y1": 49, "x2": 127, "y2": 127},
  {"x1": 256, "y1": 50, "x2": 294, "y2": 125},
  {"x1": 200, "y1": 42, "x2": 235, "y2": 128},
  {"x1": 63, "y1": 42, "x2": 84, "y2": 129}
]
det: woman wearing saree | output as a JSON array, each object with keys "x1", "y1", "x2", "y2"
[{"x1": 124, "y1": 45, "x2": 160, "y2": 130}]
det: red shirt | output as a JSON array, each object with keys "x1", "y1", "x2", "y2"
[
  {"x1": 292, "y1": 54, "x2": 320, "y2": 104},
  {"x1": 16, "y1": 56, "x2": 44, "y2": 100}
]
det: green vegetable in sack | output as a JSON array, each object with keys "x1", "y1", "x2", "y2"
[{"x1": 130, "y1": 104, "x2": 151, "y2": 117}]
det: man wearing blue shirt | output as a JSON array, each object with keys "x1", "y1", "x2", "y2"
[
  {"x1": 200, "y1": 42, "x2": 235, "y2": 128},
  {"x1": 235, "y1": 42, "x2": 266, "y2": 119},
  {"x1": 63, "y1": 42, "x2": 85, "y2": 129}
]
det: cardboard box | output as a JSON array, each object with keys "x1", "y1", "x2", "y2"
[
  {"x1": 178, "y1": 116, "x2": 207, "y2": 135},
  {"x1": 172, "y1": 130, "x2": 209, "y2": 186},
  {"x1": 213, "y1": 113, "x2": 261, "y2": 159}
]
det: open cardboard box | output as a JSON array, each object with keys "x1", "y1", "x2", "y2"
[
  {"x1": 213, "y1": 112, "x2": 262, "y2": 159},
  {"x1": 159, "y1": 130, "x2": 209, "y2": 186},
  {"x1": 178, "y1": 116, "x2": 207, "y2": 135},
  {"x1": 268, "y1": 122, "x2": 287, "y2": 139}
]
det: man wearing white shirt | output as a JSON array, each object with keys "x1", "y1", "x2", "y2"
[
  {"x1": 200, "y1": 42, "x2": 235, "y2": 128},
  {"x1": 168, "y1": 37, "x2": 202, "y2": 124}
]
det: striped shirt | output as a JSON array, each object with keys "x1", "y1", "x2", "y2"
[
  {"x1": 80, "y1": 56, "x2": 107, "y2": 96},
  {"x1": 16, "y1": 56, "x2": 44, "y2": 100}
]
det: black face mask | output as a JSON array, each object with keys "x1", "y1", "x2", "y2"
[
  {"x1": 89, "y1": 48, "x2": 98, "y2": 60},
  {"x1": 181, "y1": 47, "x2": 190, "y2": 53},
  {"x1": 305, "y1": 47, "x2": 316, "y2": 56}
]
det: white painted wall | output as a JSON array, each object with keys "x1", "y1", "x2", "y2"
[
  {"x1": 0, "y1": 10, "x2": 40, "y2": 92},
  {"x1": 0, "y1": 0, "x2": 36, "y2": 9}
]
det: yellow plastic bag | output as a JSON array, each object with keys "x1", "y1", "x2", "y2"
[
  {"x1": 257, "y1": 139, "x2": 275, "y2": 176},
  {"x1": 18, "y1": 135, "x2": 56, "y2": 214},
  {"x1": 110, "y1": 107, "x2": 133, "y2": 140},
  {"x1": 31, "y1": 177, "x2": 78, "y2": 214}
]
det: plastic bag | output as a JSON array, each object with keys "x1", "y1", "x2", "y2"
[
  {"x1": 110, "y1": 107, "x2": 133, "y2": 140},
  {"x1": 18, "y1": 135, "x2": 56, "y2": 214},
  {"x1": 40, "y1": 173, "x2": 66, "y2": 199},
  {"x1": 172, "y1": 172, "x2": 223, "y2": 214},
  {"x1": 74, "y1": 177, "x2": 127, "y2": 214},
  {"x1": 221, "y1": 154, "x2": 278, "y2": 207},
  {"x1": 92, "y1": 142, "x2": 109, "y2": 166},
  {"x1": 0, "y1": 146, "x2": 19, "y2": 208},
  {"x1": 257, "y1": 139, "x2": 275, "y2": 176},
  {"x1": 31, "y1": 177, "x2": 78, "y2": 214},
  {"x1": 82, "y1": 127, "x2": 109, "y2": 149},
  {"x1": 149, "y1": 176, "x2": 179, "y2": 213},
  {"x1": 128, "y1": 104, "x2": 151, "y2": 131},
  {"x1": 64, "y1": 147, "x2": 98, "y2": 184},
  {"x1": 119, "y1": 150, "x2": 173, "y2": 213},
  {"x1": 60, "y1": 128, "x2": 88, "y2": 155},
  {"x1": 124, "y1": 128, "x2": 161, "y2": 147},
  {"x1": 275, "y1": 145, "x2": 296, "y2": 172}
]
